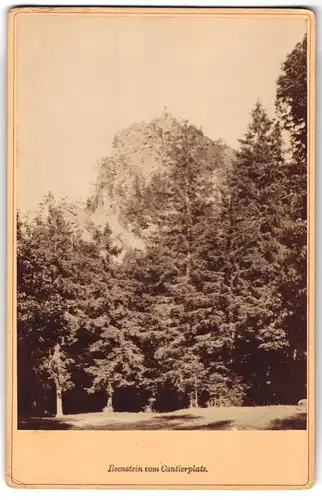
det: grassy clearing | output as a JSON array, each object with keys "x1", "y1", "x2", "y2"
[{"x1": 19, "y1": 405, "x2": 306, "y2": 430}]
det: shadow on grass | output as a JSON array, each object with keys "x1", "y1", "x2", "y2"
[
  {"x1": 19, "y1": 412, "x2": 306, "y2": 431},
  {"x1": 18, "y1": 418, "x2": 72, "y2": 430},
  {"x1": 18, "y1": 415, "x2": 236, "y2": 431},
  {"x1": 269, "y1": 412, "x2": 307, "y2": 430},
  {"x1": 187, "y1": 419, "x2": 234, "y2": 430},
  {"x1": 155, "y1": 413, "x2": 201, "y2": 421},
  {"x1": 78, "y1": 414, "x2": 203, "y2": 430},
  {"x1": 19, "y1": 415, "x2": 203, "y2": 430},
  {"x1": 80, "y1": 416, "x2": 232, "y2": 431}
]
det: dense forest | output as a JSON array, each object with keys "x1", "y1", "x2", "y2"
[{"x1": 17, "y1": 35, "x2": 308, "y2": 419}]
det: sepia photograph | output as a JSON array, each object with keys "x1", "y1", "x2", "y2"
[{"x1": 14, "y1": 10, "x2": 309, "y2": 433}]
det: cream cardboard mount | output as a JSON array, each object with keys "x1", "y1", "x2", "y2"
[{"x1": 6, "y1": 7, "x2": 315, "y2": 489}]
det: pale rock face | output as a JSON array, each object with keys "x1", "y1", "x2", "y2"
[
  {"x1": 60, "y1": 200, "x2": 94, "y2": 242},
  {"x1": 84, "y1": 112, "x2": 181, "y2": 254},
  {"x1": 57, "y1": 112, "x2": 233, "y2": 258}
]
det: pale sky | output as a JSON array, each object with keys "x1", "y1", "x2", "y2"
[{"x1": 15, "y1": 14, "x2": 307, "y2": 214}]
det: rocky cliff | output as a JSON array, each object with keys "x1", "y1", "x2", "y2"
[{"x1": 61, "y1": 112, "x2": 234, "y2": 256}]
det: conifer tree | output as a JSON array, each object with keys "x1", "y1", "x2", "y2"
[
  {"x1": 86, "y1": 323, "x2": 145, "y2": 412},
  {"x1": 275, "y1": 34, "x2": 308, "y2": 401},
  {"x1": 226, "y1": 102, "x2": 289, "y2": 404},
  {"x1": 138, "y1": 121, "x2": 239, "y2": 407}
]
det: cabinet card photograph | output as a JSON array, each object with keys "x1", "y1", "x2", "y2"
[{"x1": 7, "y1": 7, "x2": 315, "y2": 489}]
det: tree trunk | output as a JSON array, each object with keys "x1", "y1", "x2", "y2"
[
  {"x1": 193, "y1": 375, "x2": 198, "y2": 408},
  {"x1": 104, "y1": 382, "x2": 114, "y2": 412},
  {"x1": 145, "y1": 397, "x2": 155, "y2": 413},
  {"x1": 55, "y1": 381, "x2": 63, "y2": 418},
  {"x1": 188, "y1": 390, "x2": 198, "y2": 409}
]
